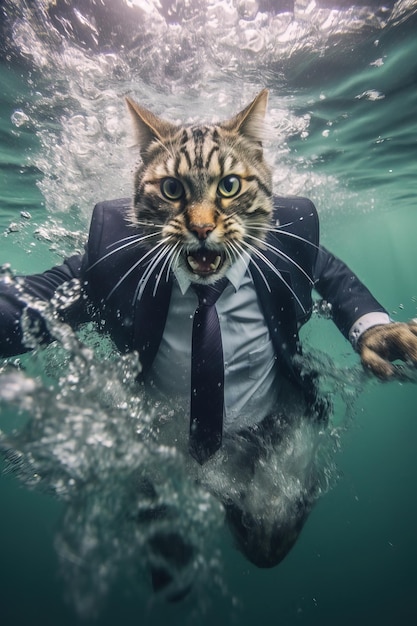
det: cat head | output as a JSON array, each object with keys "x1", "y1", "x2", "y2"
[{"x1": 126, "y1": 90, "x2": 273, "y2": 285}]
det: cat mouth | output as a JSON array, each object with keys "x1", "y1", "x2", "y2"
[{"x1": 185, "y1": 250, "x2": 224, "y2": 276}]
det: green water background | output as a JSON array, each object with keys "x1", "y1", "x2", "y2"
[{"x1": 1, "y1": 2, "x2": 417, "y2": 625}]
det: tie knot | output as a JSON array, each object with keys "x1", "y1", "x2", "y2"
[{"x1": 192, "y1": 277, "x2": 229, "y2": 307}]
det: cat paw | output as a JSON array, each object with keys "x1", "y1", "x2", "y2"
[{"x1": 358, "y1": 320, "x2": 417, "y2": 379}]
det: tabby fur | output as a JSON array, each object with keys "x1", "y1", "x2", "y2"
[{"x1": 125, "y1": 90, "x2": 273, "y2": 286}]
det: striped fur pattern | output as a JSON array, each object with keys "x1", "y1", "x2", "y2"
[{"x1": 126, "y1": 90, "x2": 273, "y2": 286}]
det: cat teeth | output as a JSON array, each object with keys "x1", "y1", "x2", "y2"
[
  {"x1": 187, "y1": 256, "x2": 200, "y2": 271},
  {"x1": 210, "y1": 255, "x2": 221, "y2": 270},
  {"x1": 187, "y1": 255, "x2": 222, "y2": 272}
]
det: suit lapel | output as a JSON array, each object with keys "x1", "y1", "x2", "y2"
[
  {"x1": 133, "y1": 262, "x2": 173, "y2": 378},
  {"x1": 250, "y1": 230, "x2": 300, "y2": 374}
]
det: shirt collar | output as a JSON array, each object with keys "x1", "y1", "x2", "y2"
[{"x1": 174, "y1": 253, "x2": 250, "y2": 295}]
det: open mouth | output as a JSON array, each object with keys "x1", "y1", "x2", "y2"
[{"x1": 185, "y1": 249, "x2": 224, "y2": 275}]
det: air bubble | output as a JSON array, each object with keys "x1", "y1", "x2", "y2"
[{"x1": 11, "y1": 109, "x2": 30, "y2": 127}]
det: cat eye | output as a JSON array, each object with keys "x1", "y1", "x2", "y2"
[
  {"x1": 217, "y1": 175, "x2": 241, "y2": 198},
  {"x1": 160, "y1": 177, "x2": 184, "y2": 201}
]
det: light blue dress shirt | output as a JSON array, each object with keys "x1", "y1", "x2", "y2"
[
  {"x1": 147, "y1": 256, "x2": 281, "y2": 432},
  {"x1": 146, "y1": 257, "x2": 391, "y2": 433}
]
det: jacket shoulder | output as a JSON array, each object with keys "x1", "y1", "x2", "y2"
[
  {"x1": 90, "y1": 197, "x2": 132, "y2": 231},
  {"x1": 92, "y1": 197, "x2": 132, "y2": 214},
  {"x1": 87, "y1": 198, "x2": 132, "y2": 262},
  {"x1": 273, "y1": 195, "x2": 319, "y2": 243},
  {"x1": 273, "y1": 195, "x2": 317, "y2": 214},
  {"x1": 269, "y1": 195, "x2": 320, "y2": 324}
]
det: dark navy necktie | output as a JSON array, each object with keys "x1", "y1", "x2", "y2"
[{"x1": 190, "y1": 277, "x2": 229, "y2": 464}]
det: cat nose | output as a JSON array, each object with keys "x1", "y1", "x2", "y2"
[{"x1": 190, "y1": 223, "x2": 214, "y2": 240}]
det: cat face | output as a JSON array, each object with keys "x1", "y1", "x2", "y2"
[{"x1": 127, "y1": 90, "x2": 273, "y2": 285}]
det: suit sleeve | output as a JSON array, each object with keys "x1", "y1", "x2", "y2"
[
  {"x1": 313, "y1": 246, "x2": 388, "y2": 340},
  {"x1": 0, "y1": 254, "x2": 87, "y2": 357}
]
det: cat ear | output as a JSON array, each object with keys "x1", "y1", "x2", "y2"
[
  {"x1": 126, "y1": 97, "x2": 177, "y2": 156},
  {"x1": 223, "y1": 89, "x2": 269, "y2": 143}
]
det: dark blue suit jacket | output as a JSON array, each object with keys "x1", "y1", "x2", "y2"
[{"x1": 0, "y1": 196, "x2": 387, "y2": 411}]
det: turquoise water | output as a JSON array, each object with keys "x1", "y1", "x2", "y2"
[{"x1": 1, "y1": 1, "x2": 417, "y2": 624}]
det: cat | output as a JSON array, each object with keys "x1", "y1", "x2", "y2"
[
  {"x1": 124, "y1": 90, "x2": 281, "y2": 290},
  {"x1": 108, "y1": 90, "x2": 320, "y2": 574}
]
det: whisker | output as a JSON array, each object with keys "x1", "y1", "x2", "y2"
[
  {"x1": 131, "y1": 220, "x2": 164, "y2": 229},
  {"x1": 106, "y1": 231, "x2": 162, "y2": 250},
  {"x1": 166, "y1": 244, "x2": 181, "y2": 280},
  {"x1": 228, "y1": 240, "x2": 270, "y2": 292},
  {"x1": 152, "y1": 243, "x2": 180, "y2": 297},
  {"x1": 134, "y1": 244, "x2": 172, "y2": 303},
  {"x1": 106, "y1": 239, "x2": 170, "y2": 300},
  {"x1": 245, "y1": 233, "x2": 314, "y2": 285},
  {"x1": 272, "y1": 228, "x2": 320, "y2": 251},
  {"x1": 251, "y1": 222, "x2": 321, "y2": 252},
  {"x1": 223, "y1": 241, "x2": 238, "y2": 266},
  {"x1": 274, "y1": 221, "x2": 295, "y2": 229},
  {"x1": 232, "y1": 241, "x2": 272, "y2": 293},
  {"x1": 250, "y1": 218, "x2": 302, "y2": 232},
  {"x1": 241, "y1": 240, "x2": 306, "y2": 313},
  {"x1": 106, "y1": 234, "x2": 147, "y2": 249},
  {"x1": 88, "y1": 232, "x2": 161, "y2": 270},
  {"x1": 250, "y1": 220, "x2": 297, "y2": 231},
  {"x1": 225, "y1": 241, "x2": 245, "y2": 265}
]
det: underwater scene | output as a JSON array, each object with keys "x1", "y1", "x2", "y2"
[{"x1": 0, "y1": 1, "x2": 417, "y2": 624}]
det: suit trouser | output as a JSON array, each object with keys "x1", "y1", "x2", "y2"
[
  {"x1": 141, "y1": 378, "x2": 326, "y2": 600},
  {"x1": 201, "y1": 377, "x2": 324, "y2": 568}
]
